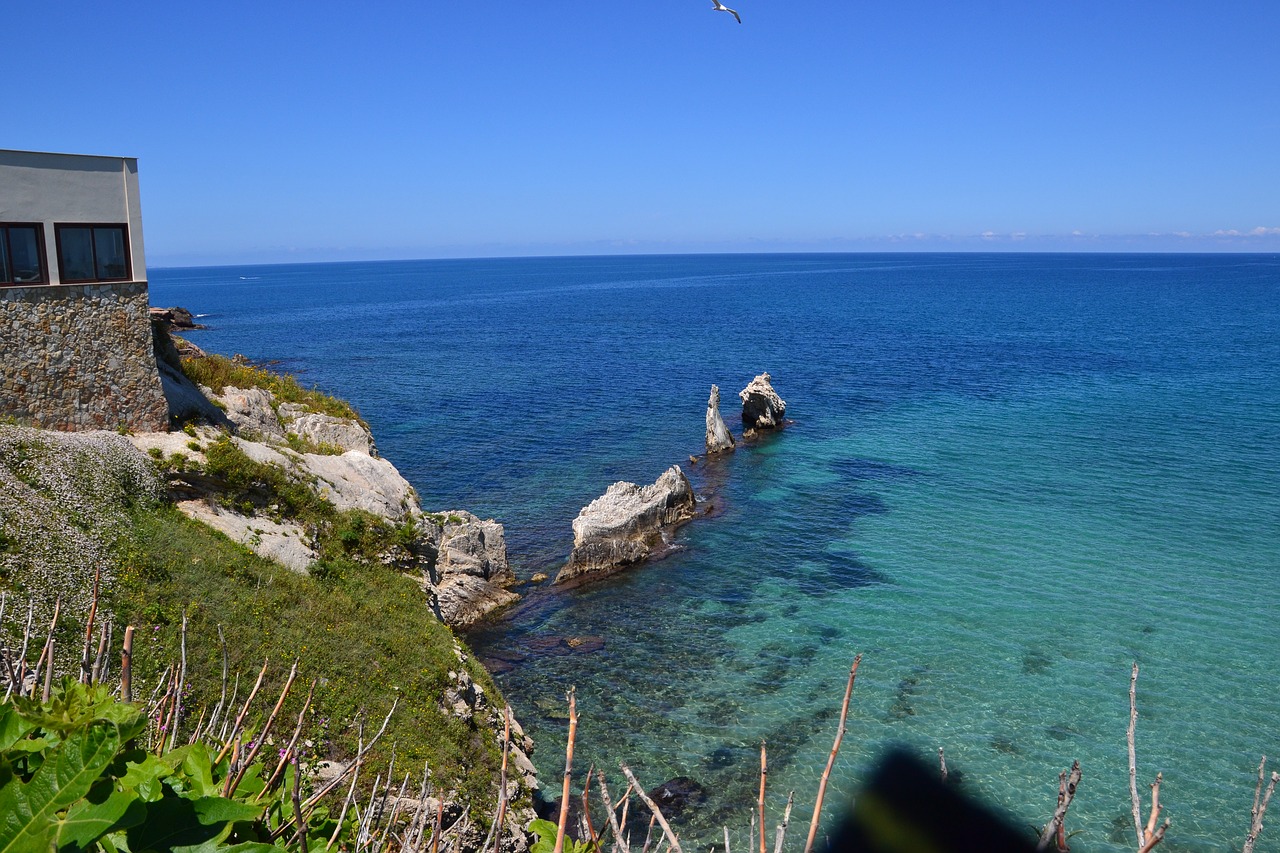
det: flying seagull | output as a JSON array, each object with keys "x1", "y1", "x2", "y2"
[{"x1": 710, "y1": 0, "x2": 741, "y2": 23}]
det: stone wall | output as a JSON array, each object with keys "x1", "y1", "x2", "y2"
[{"x1": 0, "y1": 282, "x2": 169, "y2": 432}]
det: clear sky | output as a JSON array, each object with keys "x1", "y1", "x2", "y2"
[{"x1": 8, "y1": 1, "x2": 1279, "y2": 264}]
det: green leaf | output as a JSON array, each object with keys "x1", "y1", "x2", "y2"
[
  {"x1": 0, "y1": 720, "x2": 123, "y2": 853},
  {"x1": 0, "y1": 706, "x2": 37, "y2": 751},
  {"x1": 118, "y1": 753, "x2": 180, "y2": 803},
  {"x1": 125, "y1": 795, "x2": 263, "y2": 853},
  {"x1": 529, "y1": 818, "x2": 559, "y2": 853},
  {"x1": 55, "y1": 789, "x2": 145, "y2": 850},
  {"x1": 172, "y1": 745, "x2": 218, "y2": 799}
]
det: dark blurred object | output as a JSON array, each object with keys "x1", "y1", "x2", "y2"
[{"x1": 825, "y1": 750, "x2": 1037, "y2": 853}]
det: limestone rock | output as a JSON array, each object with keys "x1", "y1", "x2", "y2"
[
  {"x1": 555, "y1": 465, "x2": 696, "y2": 584},
  {"x1": 278, "y1": 405, "x2": 376, "y2": 456},
  {"x1": 213, "y1": 386, "x2": 286, "y2": 440},
  {"x1": 298, "y1": 450, "x2": 417, "y2": 520},
  {"x1": 176, "y1": 499, "x2": 316, "y2": 573},
  {"x1": 427, "y1": 511, "x2": 518, "y2": 629},
  {"x1": 705, "y1": 385, "x2": 736, "y2": 454},
  {"x1": 437, "y1": 511, "x2": 513, "y2": 580},
  {"x1": 739, "y1": 372, "x2": 786, "y2": 431}
]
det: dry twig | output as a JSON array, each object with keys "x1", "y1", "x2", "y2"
[
  {"x1": 804, "y1": 654, "x2": 862, "y2": 853},
  {"x1": 1128, "y1": 664, "x2": 1169, "y2": 852},
  {"x1": 1243, "y1": 756, "x2": 1279, "y2": 853},
  {"x1": 1036, "y1": 761, "x2": 1081, "y2": 852},
  {"x1": 621, "y1": 763, "x2": 683, "y2": 853},
  {"x1": 553, "y1": 688, "x2": 579, "y2": 853}
]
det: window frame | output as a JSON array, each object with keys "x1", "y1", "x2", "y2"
[
  {"x1": 54, "y1": 223, "x2": 133, "y2": 284},
  {"x1": 0, "y1": 223, "x2": 50, "y2": 285}
]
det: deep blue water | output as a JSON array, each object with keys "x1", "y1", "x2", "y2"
[{"x1": 150, "y1": 253, "x2": 1280, "y2": 852}]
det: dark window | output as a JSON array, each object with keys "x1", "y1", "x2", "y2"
[
  {"x1": 0, "y1": 224, "x2": 47, "y2": 284},
  {"x1": 55, "y1": 224, "x2": 131, "y2": 282}
]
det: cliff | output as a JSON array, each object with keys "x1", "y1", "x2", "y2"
[{"x1": 0, "y1": 338, "x2": 538, "y2": 846}]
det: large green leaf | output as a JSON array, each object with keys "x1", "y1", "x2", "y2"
[
  {"x1": 55, "y1": 789, "x2": 145, "y2": 850},
  {"x1": 118, "y1": 753, "x2": 181, "y2": 803},
  {"x1": 0, "y1": 721, "x2": 122, "y2": 853},
  {"x1": 0, "y1": 705, "x2": 37, "y2": 751},
  {"x1": 124, "y1": 795, "x2": 263, "y2": 853}
]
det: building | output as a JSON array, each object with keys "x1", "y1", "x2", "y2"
[{"x1": 1, "y1": 149, "x2": 169, "y2": 431}]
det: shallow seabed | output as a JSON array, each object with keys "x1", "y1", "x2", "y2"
[{"x1": 152, "y1": 253, "x2": 1280, "y2": 852}]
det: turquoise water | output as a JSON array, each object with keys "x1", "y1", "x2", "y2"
[{"x1": 151, "y1": 254, "x2": 1280, "y2": 851}]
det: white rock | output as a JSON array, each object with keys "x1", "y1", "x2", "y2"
[
  {"x1": 555, "y1": 465, "x2": 696, "y2": 584},
  {"x1": 705, "y1": 385, "x2": 736, "y2": 454},
  {"x1": 739, "y1": 372, "x2": 787, "y2": 431},
  {"x1": 176, "y1": 499, "x2": 315, "y2": 573}
]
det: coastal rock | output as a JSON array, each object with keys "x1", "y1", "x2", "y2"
[
  {"x1": 427, "y1": 511, "x2": 518, "y2": 628},
  {"x1": 278, "y1": 405, "x2": 377, "y2": 456},
  {"x1": 705, "y1": 385, "x2": 736, "y2": 454},
  {"x1": 555, "y1": 465, "x2": 696, "y2": 584},
  {"x1": 149, "y1": 305, "x2": 205, "y2": 330},
  {"x1": 176, "y1": 499, "x2": 316, "y2": 573},
  {"x1": 739, "y1": 372, "x2": 786, "y2": 431},
  {"x1": 212, "y1": 386, "x2": 286, "y2": 441},
  {"x1": 297, "y1": 449, "x2": 417, "y2": 519}
]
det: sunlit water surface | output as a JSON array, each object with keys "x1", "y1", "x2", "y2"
[{"x1": 151, "y1": 254, "x2": 1280, "y2": 852}]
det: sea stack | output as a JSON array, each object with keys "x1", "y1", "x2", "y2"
[
  {"x1": 739, "y1": 372, "x2": 786, "y2": 432},
  {"x1": 705, "y1": 385, "x2": 736, "y2": 454},
  {"x1": 555, "y1": 465, "x2": 696, "y2": 584}
]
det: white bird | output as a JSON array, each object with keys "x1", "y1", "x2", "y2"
[{"x1": 710, "y1": 0, "x2": 741, "y2": 24}]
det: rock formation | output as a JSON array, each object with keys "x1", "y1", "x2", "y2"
[
  {"x1": 705, "y1": 385, "x2": 736, "y2": 454},
  {"x1": 739, "y1": 372, "x2": 786, "y2": 432},
  {"x1": 128, "y1": 376, "x2": 519, "y2": 629},
  {"x1": 427, "y1": 511, "x2": 519, "y2": 629},
  {"x1": 555, "y1": 465, "x2": 696, "y2": 584}
]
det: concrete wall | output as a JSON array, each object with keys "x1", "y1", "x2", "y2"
[
  {"x1": 0, "y1": 150, "x2": 147, "y2": 285},
  {"x1": 0, "y1": 281, "x2": 169, "y2": 432}
]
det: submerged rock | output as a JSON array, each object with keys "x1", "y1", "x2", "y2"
[
  {"x1": 555, "y1": 465, "x2": 696, "y2": 584},
  {"x1": 647, "y1": 777, "x2": 707, "y2": 819},
  {"x1": 739, "y1": 372, "x2": 786, "y2": 432},
  {"x1": 705, "y1": 385, "x2": 736, "y2": 454}
]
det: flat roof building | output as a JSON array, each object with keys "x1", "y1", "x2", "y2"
[{"x1": 1, "y1": 150, "x2": 169, "y2": 431}]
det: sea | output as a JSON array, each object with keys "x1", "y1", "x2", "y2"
[{"x1": 149, "y1": 253, "x2": 1280, "y2": 852}]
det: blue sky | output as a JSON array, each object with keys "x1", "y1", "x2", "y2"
[{"x1": 8, "y1": 1, "x2": 1279, "y2": 264}]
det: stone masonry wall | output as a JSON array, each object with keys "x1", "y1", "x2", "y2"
[{"x1": 1, "y1": 282, "x2": 169, "y2": 432}]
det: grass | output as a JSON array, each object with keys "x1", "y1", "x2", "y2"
[
  {"x1": 181, "y1": 353, "x2": 365, "y2": 423},
  {"x1": 111, "y1": 504, "x2": 511, "y2": 813}
]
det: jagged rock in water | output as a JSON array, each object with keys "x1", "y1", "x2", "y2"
[
  {"x1": 428, "y1": 511, "x2": 519, "y2": 628},
  {"x1": 705, "y1": 385, "x2": 736, "y2": 454},
  {"x1": 739, "y1": 372, "x2": 786, "y2": 431},
  {"x1": 555, "y1": 465, "x2": 695, "y2": 584}
]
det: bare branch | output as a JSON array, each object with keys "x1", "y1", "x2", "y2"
[
  {"x1": 804, "y1": 654, "x2": 862, "y2": 853},
  {"x1": 621, "y1": 762, "x2": 683, "y2": 853},
  {"x1": 1244, "y1": 756, "x2": 1279, "y2": 853},
  {"x1": 1129, "y1": 662, "x2": 1142, "y2": 848},
  {"x1": 1036, "y1": 761, "x2": 1081, "y2": 852},
  {"x1": 553, "y1": 688, "x2": 579, "y2": 853}
]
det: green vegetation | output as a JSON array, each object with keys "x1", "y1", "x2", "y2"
[
  {"x1": 180, "y1": 354, "x2": 364, "y2": 423},
  {"x1": 0, "y1": 422, "x2": 517, "y2": 837},
  {"x1": 0, "y1": 679, "x2": 339, "y2": 852},
  {"x1": 111, "y1": 506, "x2": 507, "y2": 814}
]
